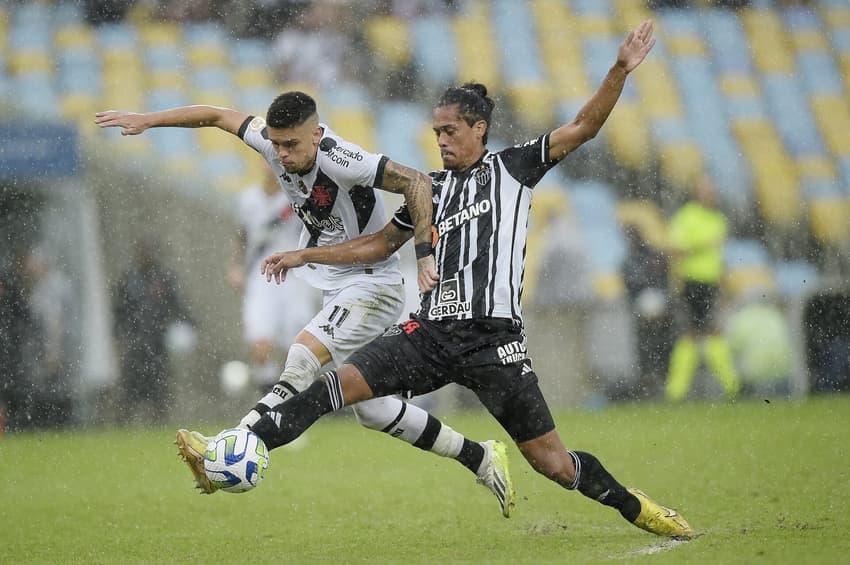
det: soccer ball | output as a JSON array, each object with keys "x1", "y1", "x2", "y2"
[{"x1": 203, "y1": 428, "x2": 269, "y2": 493}]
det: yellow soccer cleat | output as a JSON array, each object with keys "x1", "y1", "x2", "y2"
[
  {"x1": 628, "y1": 488, "x2": 694, "y2": 539},
  {"x1": 476, "y1": 440, "x2": 516, "y2": 518},
  {"x1": 175, "y1": 429, "x2": 218, "y2": 494}
]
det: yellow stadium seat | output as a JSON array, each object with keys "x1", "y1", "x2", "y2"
[
  {"x1": 196, "y1": 127, "x2": 235, "y2": 153},
  {"x1": 811, "y1": 95, "x2": 850, "y2": 156},
  {"x1": 634, "y1": 59, "x2": 682, "y2": 118},
  {"x1": 188, "y1": 44, "x2": 229, "y2": 68},
  {"x1": 725, "y1": 266, "x2": 776, "y2": 300},
  {"x1": 149, "y1": 70, "x2": 186, "y2": 90},
  {"x1": 103, "y1": 49, "x2": 143, "y2": 71},
  {"x1": 796, "y1": 155, "x2": 836, "y2": 180},
  {"x1": 61, "y1": 92, "x2": 98, "y2": 121},
  {"x1": 616, "y1": 199, "x2": 667, "y2": 249},
  {"x1": 822, "y1": 7, "x2": 850, "y2": 29},
  {"x1": 326, "y1": 108, "x2": 376, "y2": 152},
  {"x1": 659, "y1": 140, "x2": 704, "y2": 192},
  {"x1": 453, "y1": 1, "x2": 499, "y2": 89},
  {"x1": 418, "y1": 125, "x2": 442, "y2": 171},
  {"x1": 8, "y1": 50, "x2": 53, "y2": 75},
  {"x1": 577, "y1": 15, "x2": 614, "y2": 36},
  {"x1": 720, "y1": 75, "x2": 760, "y2": 97},
  {"x1": 508, "y1": 82, "x2": 554, "y2": 131},
  {"x1": 666, "y1": 35, "x2": 707, "y2": 57},
  {"x1": 139, "y1": 22, "x2": 181, "y2": 46},
  {"x1": 791, "y1": 30, "x2": 830, "y2": 53},
  {"x1": 593, "y1": 271, "x2": 625, "y2": 301},
  {"x1": 612, "y1": 0, "x2": 652, "y2": 29},
  {"x1": 604, "y1": 102, "x2": 651, "y2": 171},
  {"x1": 365, "y1": 15, "x2": 411, "y2": 69},
  {"x1": 192, "y1": 89, "x2": 234, "y2": 109},
  {"x1": 234, "y1": 67, "x2": 273, "y2": 89},
  {"x1": 165, "y1": 154, "x2": 199, "y2": 177},
  {"x1": 742, "y1": 9, "x2": 795, "y2": 73},
  {"x1": 55, "y1": 25, "x2": 96, "y2": 50},
  {"x1": 809, "y1": 197, "x2": 850, "y2": 245}
]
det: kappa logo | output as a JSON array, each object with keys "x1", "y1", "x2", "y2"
[
  {"x1": 382, "y1": 325, "x2": 403, "y2": 337},
  {"x1": 318, "y1": 324, "x2": 335, "y2": 339}
]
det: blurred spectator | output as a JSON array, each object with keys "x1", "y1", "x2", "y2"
[
  {"x1": 665, "y1": 176, "x2": 741, "y2": 402},
  {"x1": 621, "y1": 225, "x2": 674, "y2": 399},
  {"x1": 23, "y1": 247, "x2": 77, "y2": 428},
  {"x1": 112, "y1": 239, "x2": 194, "y2": 424},
  {"x1": 726, "y1": 291, "x2": 793, "y2": 398},
  {"x1": 227, "y1": 166, "x2": 317, "y2": 392},
  {"x1": 0, "y1": 261, "x2": 35, "y2": 431},
  {"x1": 271, "y1": 0, "x2": 366, "y2": 90},
  {"x1": 84, "y1": 0, "x2": 134, "y2": 25}
]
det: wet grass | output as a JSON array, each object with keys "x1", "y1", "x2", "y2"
[{"x1": 1, "y1": 395, "x2": 848, "y2": 563}]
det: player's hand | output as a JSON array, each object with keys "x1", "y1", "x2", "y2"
[
  {"x1": 94, "y1": 110, "x2": 150, "y2": 135},
  {"x1": 261, "y1": 250, "x2": 305, "y2": 285},
  {"x1": 416, "y1": 255, "x2": 439, "y2": 293},
  {"x1": 617, "y1": 19, "x2": 655, "y2": 73}
]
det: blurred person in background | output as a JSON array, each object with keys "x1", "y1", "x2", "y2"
[
  {"x1": 227, "y1": 165, "x2": 318, "y2": 391},
  {"x1": 621, "y1": 225, "x2": 673, "y2": 399},
  {"x1": 665, "y1": 176, "x2": 740, "y2": 402},
  {"x1": 23, "y1": 246, "x2": 77, "y2": 428},
  {"x1": 95, "y1": 92, "x2": 514, "y2": 516},
  {"x1": 112, "y1": 239, "x2": 195, "y2": 424},
  {"x1": 726, "y1": 289, "x2": 793, "y2": 398},
  {"x1": 0, "y1": 260, "x2": 36, "y2": 432}
]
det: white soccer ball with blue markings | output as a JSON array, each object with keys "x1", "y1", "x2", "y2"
[{"x1": 203, "y1": 428, "x2": 269, "y2": 493}]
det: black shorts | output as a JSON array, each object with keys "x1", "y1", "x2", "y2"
[
  {"x1": 346, "y1": 315, "x2": 556, "y2": 443},
  {"x1": 682, "y1": 281, "x2": 719, "y2": 332}
]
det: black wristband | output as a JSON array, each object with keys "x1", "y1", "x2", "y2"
[{"x1": 415, "y1": 242, "x2": 434, "y2": 259}]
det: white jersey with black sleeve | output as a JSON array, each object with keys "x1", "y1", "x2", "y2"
[
  {"x1": 392, "y1": 134, "x2": 562, "y2": 324},
  {"x1": 238, "y1": 116, "x2": 403, "y2": 290}
]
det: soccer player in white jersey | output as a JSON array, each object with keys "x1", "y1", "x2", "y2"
[
  {"x1": 95, "y1": 92, "x2": 515, "y2": 516},
  {"x1": 227, "y1": 165, "x2": 318, "y2": 389},
  {"x1": 253, "y1": 20, "x2": 693, "y2": 538}
]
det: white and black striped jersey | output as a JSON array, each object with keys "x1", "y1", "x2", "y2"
[
  {"x1": 238, "y1": 116, "x2": 403, "y2": 290},
  {"x1": 393, "y1": 134, "x2": 562, "y2": 324}
]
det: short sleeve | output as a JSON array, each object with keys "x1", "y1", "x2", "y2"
[
  {"x1": 238, "y1": 116, "x2": 278, "y2": 165},
  {"x1": 497, "y1": 134, "x2": 562, "y2": 188}
]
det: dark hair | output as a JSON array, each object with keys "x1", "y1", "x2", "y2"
[
  {"x1": 436, "y1": 82, "x2": 495, "y2": 144},
  {"x1": 266, "y1": 91, "x2": 318, "y2": 128}
]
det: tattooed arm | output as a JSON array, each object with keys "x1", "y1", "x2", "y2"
[{"x1": 378, "y1": 161, "x2": 438, "y2": 292}]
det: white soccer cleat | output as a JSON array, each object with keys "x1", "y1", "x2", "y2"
[{"x1": 476, "y1": 440, "x2": 516, "y2": 518}]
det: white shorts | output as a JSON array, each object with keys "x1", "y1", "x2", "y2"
[
  {"x1": 243, "y1": 270, "x2": 317, "y2": 347},
  {"x1": 304, "y1": 281, "x2": 405, "y2": 366}
]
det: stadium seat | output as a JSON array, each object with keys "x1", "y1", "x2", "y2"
[
  {"x1": 377, "y1": 101, "x2": 430, "y2": 171},
  {"x1": 741, "y1": 8, "x2": 795, "y2": 74},
  {"x1": 410, "y1": 14, "x2": 457, "y2": 88},
  {"x1": 724, "y1": 238, "x2": 776, "y2": 300},
  {"x1": 773, "y1": 259, "x2": 820, "y2": 299},
  {"x1": 364, "y1": 14, "x2": 411, "y2": 70},
  {"x1": 569, "y1": 179, "x2": 627, "y2": 275},
  {"x1": 452, "y1": 1, "x2": 500, "y2": 90},
  {"x1": 326, "y1": 108, "x2": 377, "y2": 153},
  {"x1": 616, "y1": 199, "x2": 667, "y2": 249}
]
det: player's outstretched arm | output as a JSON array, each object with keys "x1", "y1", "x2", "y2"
[
  {"x1": 548, "y1": 19, "x2": 656, "y2": 160},
  {"x1": 94, "y1": 105, "x2": 249, "y2": 136},
  {"x1": 261, "y1": 222, "x2": 414, "y2": 285},
  {"x1": 378, "y1": 161, "x2": 438, "y2": 291}
]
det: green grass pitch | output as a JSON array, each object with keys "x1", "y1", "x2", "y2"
[{"x1": 1, "y1": 396, "x2": 848, "y2": 564}]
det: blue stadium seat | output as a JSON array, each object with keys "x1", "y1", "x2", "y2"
[
  {"x1": 376, "y1": 101, "x2": 430, "y2": 171},
  {"x1": 492, "y1": 0, "x2": 544, "y2": 83},
  {"x1": 761, "y1": 73, "x2": 827, "y2": 158},
  {"x1": 568, "y1": 179, "x2": 626, "y2": 272},
  {"x1": 797, "y1": 51, "x2": 845, "y2": 96},
  {"x1": 725, "y1": 238, "x2": 770, "y2": 268},
  {"x1": 410, "y1": 15, "x2": 458, "y2": 88},
  {"x1": 773, "y1": 259, "x2": 819, "y2": 299}
]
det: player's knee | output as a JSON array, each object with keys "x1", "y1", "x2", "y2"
[{"x1": 351, "y1": 395, "x2": 404, "y2": 431}]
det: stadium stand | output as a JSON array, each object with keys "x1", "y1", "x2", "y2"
[{"x1": 2, "y1": 0, "x2": 849, "y2": 299}]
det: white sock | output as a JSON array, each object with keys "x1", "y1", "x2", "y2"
[{"x1": 238, "y1": 343, "x2": 322, "y2": 429}]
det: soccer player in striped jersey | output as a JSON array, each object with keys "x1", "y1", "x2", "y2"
[
  {"x1": 256, "y1": 20, "x2": 693, "y2": 538},
  {"x1": 95, "y1": 92, "x2": 515, "y2": 516}
]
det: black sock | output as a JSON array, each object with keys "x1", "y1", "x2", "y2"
[
  {"x1": 570, "y1": 450, "x2": 641, "y2": 522},
  {"x1": 411, "y1": 414, "x2": 485, "y2": 474},
  {"x1": 456, "y1": 439, "x2": 486, "y2": 474},
  {"x1": 251, "y1": 374, "x2": 339, "y2": 450}
]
